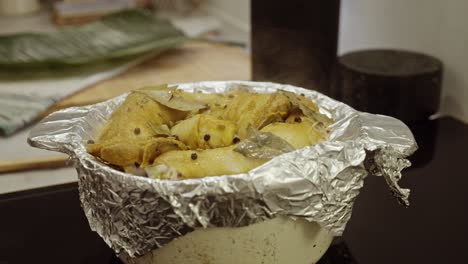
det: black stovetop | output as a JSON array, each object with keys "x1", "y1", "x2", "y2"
[{"x1": 1, "y1": 117, "x2": 468, "y2": 264}]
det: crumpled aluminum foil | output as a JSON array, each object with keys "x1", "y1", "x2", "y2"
[{"x1": 28, "y1": 81, "x2": 417, "y2": 257}]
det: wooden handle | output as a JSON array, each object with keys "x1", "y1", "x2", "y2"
[{"x1": 0, "y1": 156, "x2": 69, "y2": 174}]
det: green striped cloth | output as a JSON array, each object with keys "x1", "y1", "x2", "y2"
[
  {"x1": 0, "y1": 93, "x2": 56, "y2": 136},
  {"x1": 0, "y1": 9, "x2": 185, "y2": 137}
]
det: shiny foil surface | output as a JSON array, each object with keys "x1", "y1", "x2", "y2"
[{"x1": 28, "y1": 81, "x2": 417, "y2": 257}]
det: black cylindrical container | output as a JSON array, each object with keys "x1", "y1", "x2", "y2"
[
  {"x1": 251, "y1": 0, "x2": 341, "y2": 98},
  {"x1": 337, "y1": 49, "x2": 443, "y2": 124}
]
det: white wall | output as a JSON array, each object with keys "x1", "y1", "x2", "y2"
[
  {"x1": 436, "y1": 1, "x2": 468, "y2": 122},
  {"x1": 206, "y1": 0, "x2": 468, "y2": 122},
  {"x1": 203, "y1": 0, "x2": 250, "y2": 32},
  {"x1": 339, "y1": 0, "x2": 445, "y2": 55}
]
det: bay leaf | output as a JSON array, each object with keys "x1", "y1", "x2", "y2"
[
  {"x1": 279, "y1": 90, "x2": 332, "y2": 126},
  {"x1": 136, "y1": 89, "x2": 207, "y2": 112}
]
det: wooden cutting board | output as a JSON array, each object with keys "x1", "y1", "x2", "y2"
[
  {"x1": 1, "y1": 40, "x2": 250, "y2": 174},
  {"x1": 49, "y1": 40, "x2": 251, "y2": 112}
]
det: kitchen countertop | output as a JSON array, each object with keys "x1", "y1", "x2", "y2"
[{"x1": 1, "y1": 117, "x2": 467, "y2": 264}]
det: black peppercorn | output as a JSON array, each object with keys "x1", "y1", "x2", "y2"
[
  {"x1": 191, "y1": 153, "x2": 198, "y2": 160},
  {"x1": 87, "y1": 139, "x2": 95, "y2": 144},
  {"x1": 233, "y1": 137, "x2": 240, "y2": 143},
  {"x1": 134, "y1": 127, "x2": 141, "y2": 135},
  {"x1": 203, "y1": 134, "x2": 211, "y2": 141},
  {"x1": 294, "y1": 117, "x2": 302, "y2": 123},
  {"x1": 300, "y1": 93, "x2": 305, "y2": 97}
]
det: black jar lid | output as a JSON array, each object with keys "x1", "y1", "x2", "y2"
[{"x1": 339, "y1": 49, "x2": 442, "y2": 77}]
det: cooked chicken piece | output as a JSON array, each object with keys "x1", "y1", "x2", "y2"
[
  {"x1": 149, "y1": 145, "x2": 265, "y2": 179},
  {"x1": 97, "y1": 92, "x2": 185, "y2": 142},
  {"x1": 171, "y1": 114, "x2": 237, "y2": 149},
  {"x1": 261, "y1": 117, "x2": 327, "y2": 149},
  {"x1": 151, "y1": 118, "x2": 328, "y2": 179},
  {"x1": 222, "y1": 92, "x2": 291, "y2": 138},
  {"x1": 280, "y1": 91, "x2": 333, "y2": 127},
  {"x1": 89, "y1": 140, "x2": 142, "y2": 167},
  {"x1": 87, "y1": 85, "x2": 332, "y2": 178},
  {"x1": 88, "y1": 137, "x2": 187, "y2": 167},
  {"x1": 88, "y1": 91, "x2": 189, "y2": 167},
  {"x1": 140, "y1": 138, "x2": 188, "y2": 167}
]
